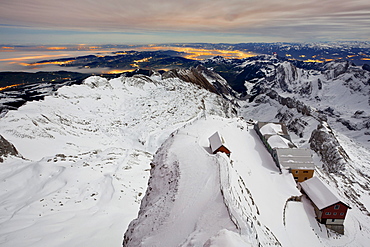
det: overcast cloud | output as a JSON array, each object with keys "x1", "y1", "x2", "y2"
[{"x1": 0, "y1": 0, "x2": 369, "y2": 44}]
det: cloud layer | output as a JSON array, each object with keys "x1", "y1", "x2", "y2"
[{"x1": 0, "y1": 0, "x2": 369, "y2": 42}]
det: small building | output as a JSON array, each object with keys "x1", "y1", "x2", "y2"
[
  {"x1": 254, "y1": 121, "x2": 314, "y2": 181},
  {"x1": 254, "y1": 122, "x2": 296, "y2": 154},
  {"x1": 301, "y1": 177, "x2": 351, "y2": 234},
  {"x1": 208, "y1": 132, "x2": 231, "y2": 157},
  {"x1": 274, "y1": 148, "x2": 315, "y2": 182}
]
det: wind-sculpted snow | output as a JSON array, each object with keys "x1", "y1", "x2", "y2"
[
  {"x1": 124, "y1": 118, "x2": 239, "y2": 247},
  {"x1": 0, "y1": 74, "x2": 235, "y2": 247},
  {"x1": 1, "y1": 56, "x2": 370, "y2": 246},
  {"x1": 124, "y1": 116, "x2": 370, "y2": 246}
]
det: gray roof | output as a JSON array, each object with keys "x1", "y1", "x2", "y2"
[
  {"x1": 301, "y1": 177, "x2": 344, "y2": 210},
  {"x1": 276, "y1": 148, "x2": 315, "y2": 169}
]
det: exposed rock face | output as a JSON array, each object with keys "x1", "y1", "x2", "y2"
[
  {"x1": 309, "y1": 123, "x2": 350, "y2": 173},
  {"x1": 0, "y1": 135, "x2": 20, "y2": 162},
  {"x1": 275, "y1": 109, "x2": 308, "y2": 138},
  {"x1": 323, "y1": 61, "x2": 351, "y2": 79},
  {"x1": 275, "y1": 62, "x2": 298, "y2": 92},
  {"x1": 265, "y1": 89, "x2": 327, "y2": 122},
  {"x1": 162, "y1": 65, "x2": 234, "y2": 96}
]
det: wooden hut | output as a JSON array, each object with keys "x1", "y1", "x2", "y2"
[
  {"x1": 301, "y1": 177, "x2": 351, "y2": 234},
  {"x1": 208, "y1": 132, "x2": 231, "y2": 157}
]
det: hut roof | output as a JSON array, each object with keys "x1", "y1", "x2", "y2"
[
  {"x1": 301, "y1": 177, "x2": 349, "y2": 210},
  {"x1": 209, "y1": 132, "x2": 230, "y2": 154}
]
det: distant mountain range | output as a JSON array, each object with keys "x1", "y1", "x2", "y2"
[{"x1": 1, "y1": 42, "x2": 370, "y2": 246}]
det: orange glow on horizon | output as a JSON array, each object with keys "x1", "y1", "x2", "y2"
[
  {"x1": 303, "y1": 59, "x2": 324, "y2": 63},
  {"x1": 47, "y1": 47, "x2": 68, "y2": 50},
  {"x1": 108, "y1": 69, "x2": 135, "y2": 74},
  {"x1": 140, "y1": 46, "x2": 255, "y2": 60},
  {"x1": 0, "y1": 83, "x2": 24, "y2": 91},
  {"x1": 0, "y1": 54, "x2": 71, "y2": 62},
  {"x1": 26, "y1": 60, "x2": 76, "y2": 66}
]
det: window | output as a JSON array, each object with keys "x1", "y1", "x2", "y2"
[
  {"x1": 340, "y1": 213, "x2": 344, "y2": 216},
  {"x1": 304, "y1": 177, "x2": 308, "y2": 180},
  {"x1": 334, "y1": 205, "x2": 340, "y2": 210},
  {"x1": 331, "y1": 219, "x2": 335, "y2": 222},
  {"x1": 333, "y1": 212, "x2": 337, "y2": 215},
  {"x1": 295, "y1": 170, "x2": 299, "y2": 174},
  {"x1": 325, "y1": 212, "x2": 331, "y2": 215},
  {"x1": 303, "y1": 171, "x2": 309, "y2": 173},
  {"x1": 294, "y1": 177, "x2": 298, "y2": 180}
]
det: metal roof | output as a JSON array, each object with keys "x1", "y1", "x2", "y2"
[{"x1": 276, "y1": 148, "x2": 315, "y2": 169}]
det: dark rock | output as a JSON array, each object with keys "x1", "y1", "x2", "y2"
[
  {"x1": 309, "y1": 123, "x2": 350, "y2": 173},
  {"x1": 0, "y1": 135, "x2": 20, "y2": 162}
]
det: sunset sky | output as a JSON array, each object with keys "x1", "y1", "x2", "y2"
[{"x1": 0, "y1": 0, "x2": 369, "y2": 44}]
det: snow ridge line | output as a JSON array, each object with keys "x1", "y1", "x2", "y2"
[
  {"x1": 217, "y1": 153, "x2": 281, "y2": 246},
  {"x1": 218, "y1": 157, "x2": 258, "y2": 244},
  {"x1": 123, "y1": 135, "x2": 179, "y2": 247}
]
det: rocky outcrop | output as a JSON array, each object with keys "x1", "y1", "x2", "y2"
[
  {"x1": 323, "y1": 61, "x2": 351, "y2": 79},
  {"x1": 309, "y1": 122, "x2": 350, "y2": 173},
  {"x1": 275, "y1": 109, "x2": 308, "y2": 138},
  {"x1": 275, "y1": 62, "x2": 298, "y2": 92},
  {"x1": 0, "y1": 135, "x2": 20, "y2": 162},
  {"x1": 265, "y1": 89, "x2": 327, "y2": 122},
  {"x1": 162, "y1": 65, "x2": 234, "y2": 96}
]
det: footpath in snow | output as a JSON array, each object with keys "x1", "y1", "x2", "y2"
[{"x1": 124, "y1": 116, "x2": 326, "y2": 246}]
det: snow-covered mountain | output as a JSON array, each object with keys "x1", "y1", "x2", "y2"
[
  {"x1": 1, "y1": 57, "x2": 370, "y2": 247},
  {"x1": 0, "y1": 69, "x2": 235, "y2": 246}
]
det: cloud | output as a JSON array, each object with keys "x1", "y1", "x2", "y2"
[{"x1": 0, "y1": 0, "x2": 369, "y2": 42}]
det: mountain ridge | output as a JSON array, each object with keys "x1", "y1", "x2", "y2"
[{"x1": 0, "y1": 54, "x2": 370, "y2": 246}]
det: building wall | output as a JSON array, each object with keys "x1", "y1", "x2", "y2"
[
  {"x1": 326, "y1": 224, "x2": 345, "y2": 234},
  {"x1": 291, "y1": 169, "x2": 314, "y2": 182},
  {"x1": 215, "y1": 146, "x2": 231, "y2": 156},
  {"x1": 321, "y1": 202, "x2": 349, "y2": 220},
  {"x1": 325, "y1": 219, "x2": 345, "y2": 225},
  {"x1": 313, "y1": 204, "x2": 323, "y2": 221}
]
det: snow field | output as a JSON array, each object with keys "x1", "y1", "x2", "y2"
[
  {"x1": 1, "y1": 68, "x2": 370, "y2": 247},
  {"x1": 0, "y1": 74, "x2": 235, "y2": 247},
  {"x1": 125, "y1": 116, "x2": 334, "y2": 246},
  {"x1": 128, "y1": 115, "x2": 370, "y2": 246}
]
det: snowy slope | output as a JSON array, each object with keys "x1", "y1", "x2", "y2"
[
  {"x1": 124, "y1": 116, "x2": 370, "y2": 246},
  {"x1": 0, "y1": 74, "x2": 235, "y2": 247},
  {"x1": 1, "y1": 59, "x2": 370, "y2": 247}
]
